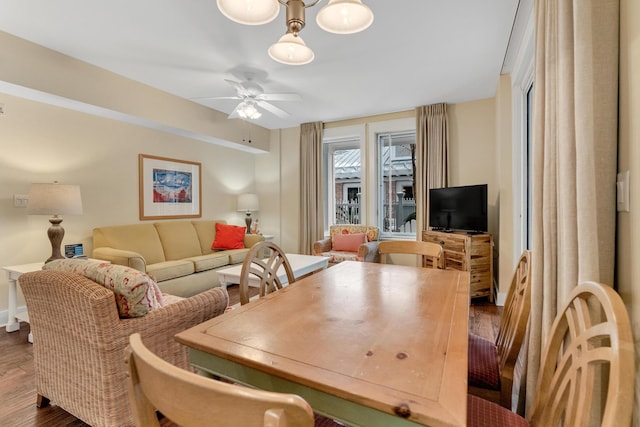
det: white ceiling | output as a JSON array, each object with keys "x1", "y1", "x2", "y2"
[{"x1": 0, "y1": 0, "x2": 520, "y2": 130}]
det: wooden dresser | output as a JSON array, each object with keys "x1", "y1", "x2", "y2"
[{"x1": 422, "y1": 230, "x2": 494, "y2": 302}]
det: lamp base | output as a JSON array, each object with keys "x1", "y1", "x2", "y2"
[
  {"x1": 245, "y1": 213, "x2": 253, "y2": 234},
  {"x1": 45, "y1": 216, "x2": 66, "y2": 264}
]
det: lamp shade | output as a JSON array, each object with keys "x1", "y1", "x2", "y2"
[
  {"x1": 268, "y1": 32, "x2": 315, "y2": 65},
  {"x1": 237, "y1": 193, "x2": 259, "y2": 212},
  {"x1": 217, "y1": 0, "x2": 279, "y2": 25},
  {"x1": 27, "y1": 182, "x2": 83, "y2": 216},
  {"x1": 316, "y1": 0, "x2": 374, "y2": 34},
  {"x1": 238, "y1": 100, "x2": 262, "y2": 119}
]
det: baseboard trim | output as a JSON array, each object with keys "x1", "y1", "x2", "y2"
[{"x1": 0, "y1": 305, "x2": 27, "y2": 328}]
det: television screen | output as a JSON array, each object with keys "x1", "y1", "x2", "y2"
[{"x1": 429, "y1": 184, "x2": 488, "y2": 233}]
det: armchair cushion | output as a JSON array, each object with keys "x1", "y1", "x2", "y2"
[{"x1": 43, "y1": 258, "x2": 164, "y2": 318}]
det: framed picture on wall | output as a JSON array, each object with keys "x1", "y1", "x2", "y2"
[{"x1": 138, "y1": 154, "x2": 202, "y2": 220}]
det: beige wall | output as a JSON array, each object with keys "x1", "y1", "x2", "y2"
[
  {"x1": 496, "y1": 74, "x2": 515, "y2": 301},
  {"x1": 448, "y1": 99, "x2": 498, "y2": 237},
  {"x1": 262, "y1": 126, "x2": 302, "y2": 253},
  {"x1": 0, "y1": 94, "x2": 258, "y2": 313},
  {"x1": 617, "y1": 0, "x2": 640, "y2": 421}
]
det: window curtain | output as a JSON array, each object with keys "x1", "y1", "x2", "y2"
[
  {"x1": 299, "y1": 122, "x2": 324, "y2": 255},
  {"x1": 415, "y1": 103, "x2": 449, "y2": 238},
  {"x1": 526, "y1": 0, "x2": 619, "y2": 415}
]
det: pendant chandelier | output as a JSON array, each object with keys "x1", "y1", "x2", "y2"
[{"x1": 216, "y1": 0, "x2": 374, "y2": 65}]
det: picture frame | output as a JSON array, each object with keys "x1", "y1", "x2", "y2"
[{"x1": 138, "y1": 154, "x2": 202, "y2": 220}]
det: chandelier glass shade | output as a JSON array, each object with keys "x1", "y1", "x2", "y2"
[
  {"x1": 268, "y1": 32, "x2": 315, "y2": 65},
  {"x1": 216, "y1": 0, "x2": 279, "y2": 25},
  {"x1": 237, "y1": 100, "x2": 262, "y2": 119},
  {"x1": 217, "y1": 0, "x2": 373, "y2": 65},
  {"x1": 315, "y1": 0, "x2": 373, "y2": 34}
]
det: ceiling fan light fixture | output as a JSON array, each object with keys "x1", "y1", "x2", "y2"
[
  {"x1": 237, "y1": 100, "x2": 262, "y2": 119},
  {"x1": 316, "y1": 0, "x2": 374, "y2": 34},
  {"x1": 217, "y1": 0, "x2": 279, "y2": 25},
  {"x1": 268, "y1": 32, "x2": 315, "y2": 65}
]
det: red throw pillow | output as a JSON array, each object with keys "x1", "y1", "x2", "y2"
[
  {"x1": 333, "y1": 232, "x2": 367, "y2": 252},
  {"x1": 211, "y1": 223, "x2": 246, "y2": 250}
]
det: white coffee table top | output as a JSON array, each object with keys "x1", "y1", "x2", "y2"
[{"x1": 217, "y1": 253, "x2": 329, "y2": 287}]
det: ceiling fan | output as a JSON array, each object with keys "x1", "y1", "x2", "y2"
[{"x1": 194, "y1": 78, "x2": 301, "y2": 120}]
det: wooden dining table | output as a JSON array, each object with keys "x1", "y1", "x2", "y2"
[{"x1": 175, "y1": 260, "x2": 470, "y2": 427}]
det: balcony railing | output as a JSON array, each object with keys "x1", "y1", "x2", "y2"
[{"x1": 335, "y1": 194, "x2": 416, "y2": 233}]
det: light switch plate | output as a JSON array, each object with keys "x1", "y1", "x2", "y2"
[
  {"x1": 617, "y1": 171, "x2": 630, "y2": 212},
  {"x1": 13, "y1": 194, "x2": 29, "y2": 208}
]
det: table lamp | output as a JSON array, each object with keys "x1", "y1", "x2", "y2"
[
  {"x1": 27, "y1": 181, "x2": 83, "y2": 263},
  {"x1": 237, "y1": 193, "x2": 259, "y2": 234}
]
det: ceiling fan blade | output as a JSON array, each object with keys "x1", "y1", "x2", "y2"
[
  {"x1": 256, "y1": 100, "x2": 290, "y2": 118},
  {"x1": 257, "y1": 93, "x2": 301, "y2": 102},
  {"x1": 190, "y1": 95, "x2": 242, "y2": 100},
  {"x1": 228, "y1": 103, "x2": 242, "y2": 119},
  {"x1": 224, "y1": 79, "x2": 249, "y2": 96}
]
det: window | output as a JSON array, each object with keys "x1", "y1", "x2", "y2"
[
  {"x1": 377, "y1": 131, "x2": 416, "y2": 236},
  {"x1": 323, "y1": 138, "x2": 362, "y2": 228},
  {"x1": 322, "y1": 119, "x2": 415, "y2": 237}
]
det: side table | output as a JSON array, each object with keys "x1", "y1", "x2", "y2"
[
  {"x1": 4, "y1": 258, "x2": 109, "y2": 343},
  {"x1": 4, "y1": 262, "x2": 44, "y2": 343}
]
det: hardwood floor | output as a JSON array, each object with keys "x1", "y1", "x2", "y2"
[{"x1": 0, "y1": 286, "x2": 501, "y2": 427}]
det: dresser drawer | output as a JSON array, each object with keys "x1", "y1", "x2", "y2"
[{"x1": 423, "y1": 230, "x2": 493, "y2": 302}]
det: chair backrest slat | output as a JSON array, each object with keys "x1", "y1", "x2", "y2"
[
  {"x1": 240, "y1": 241, "x2": 296, "y2": 305},
  {"x1": 377, "y1": 240, "x2": 443, "y2": 268},
  {"x1": 493, "y1": 250, "x2": 532, "y2": 407},
  {"x1": 529, "y1": 281, "x2": 634, "y2": 427},
  {"x1": 125, "y1": 333, "x2": 315, "y2": 427}
]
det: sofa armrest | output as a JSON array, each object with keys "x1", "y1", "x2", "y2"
[
  {"x1": 244, "y1": 234, "x2": 265, "y2": 249},
  {"x1": 92, "y1": 247, "x2": 147, "y2": 272},
  {"x1": 358, "y1": 241, "x2": 380, "y2": 263},
  {"x1": 313, "y1": 238, "x2": 332, "y2": 255}
]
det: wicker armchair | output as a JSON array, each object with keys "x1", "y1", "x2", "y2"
[{"x1": 18, "y1": 269, "x2": 229, "y2": 427}]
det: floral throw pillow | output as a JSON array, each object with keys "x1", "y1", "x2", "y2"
[{"x1": 43, "y1": 258, "x2": 164, "y2": 318}]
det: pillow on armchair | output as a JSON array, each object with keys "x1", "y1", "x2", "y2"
[
  {"x1": 313, "y1": 225, "x2": 380, "y2": 263},
  {"x1": 333, "y1": 232, "x2": 367, "y2": 252},
  {"x1": 43, "y1": 258, "x2": 164, "y2": 318}
]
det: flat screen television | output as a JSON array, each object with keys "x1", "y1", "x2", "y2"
[{"x1": 429, "y1": 184, "x2": 488, "y2": 233}]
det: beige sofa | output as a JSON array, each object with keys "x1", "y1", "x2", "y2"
[{"x1": 92, "y1": 220, "x2": 263, "y2": 297}]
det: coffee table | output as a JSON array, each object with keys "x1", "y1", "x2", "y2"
[{"x1": 217, "y1": 253, "x2": 329, "y2": 289}]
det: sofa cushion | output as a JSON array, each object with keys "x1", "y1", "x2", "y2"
[
  {"x1": 93, "y1": 223, "x2": 166, "y2": 265},
  {"x1": 212, "y1": 223, "x2": 246, "y2": 250},
  {"x1": 225, "y1": 248, "x2": 251, "y2": 264},
  {"x1": 146, "y1": 260, "x2": 195, "y2": 282},
  {"x1": 191, "y1": 220, "x2": 226, "y2": 255},
  {"x1": 184, "y1": 252, "x2": 230, "y2": 272},
  {"x1": 43, "y1": 259, "x2": 164, "y2": 318},
  {"x1": 333, "y1": 232, "x2": 367, "y2": 252},
  {"x1": 154, "y1": 221, "x2": 202, "y2": 260},
  {"x1": 320, "y1": 251, "x2": 360, "y2": 263}
]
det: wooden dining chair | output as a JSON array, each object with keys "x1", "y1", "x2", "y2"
[
  {"x1": 125, "y1": 333, "x2": 342, "y2": 427},
  {"x1": 468, "y1": 250, "x2": 532, "y2": 408},
  {"x1": 377, "y1": 240, "x2": 443, "y2": 268},
  {"x1": 239, "y1": 240, "x2": 295, "y2": 305},
  {"x1": 468, "y1": 281, "x2": 634, "y2": 427}
]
